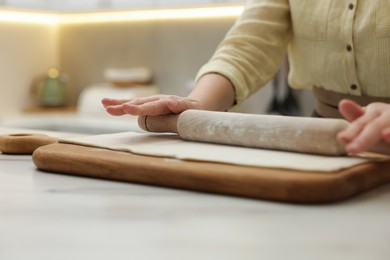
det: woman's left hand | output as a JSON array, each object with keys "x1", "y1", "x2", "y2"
[{"x1": 337, "y1": 99, "x2": 390, "y2": 154}]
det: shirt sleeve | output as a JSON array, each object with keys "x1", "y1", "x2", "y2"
[{"x1": 195, "y1": 0, "x2": 291, "y2": 110}]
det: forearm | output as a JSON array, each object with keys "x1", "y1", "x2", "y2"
[
  {"x1": 187, "y1": 73, "x2": 236, "y2": 112},
  {"x1": 194, "y1": 0, "x2": 291, "y2": 109}
]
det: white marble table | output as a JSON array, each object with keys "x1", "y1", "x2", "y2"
[{"x1": 1, "y1": 127, "x2": 390, "y2": 260}]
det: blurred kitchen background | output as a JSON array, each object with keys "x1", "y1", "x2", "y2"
[{"x1": 0, "y1": 0, "x2": 315, "y2": 134}]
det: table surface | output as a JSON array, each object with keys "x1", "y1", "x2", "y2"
[{"x1": 1, "y1": 127, "x2": 390, "y2": 260}]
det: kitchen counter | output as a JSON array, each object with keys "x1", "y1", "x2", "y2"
[
  {"x1": 1, "y1": 127, "x2": 390, "y2": 260},
  {"x1": 0, "y1": 113, "x2": 141, "y2": 135}
]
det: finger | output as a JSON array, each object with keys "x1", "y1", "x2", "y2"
[
  {"x1": 102, "y1": 98, "x2": 132, "y2": 107},
  {"x1": 122, "y1": 100, "x2": 172, "y2": 116},
  {"x1": 126, "y1": 95, "x2": 168, "y2": 106},
  {"x1": 104, "y1": 95, "x2": 177, "y2": 115},
  {"x1": 102, "y1": 95, "x2": 170, "y2": 107},
  {"x1": 344, "y1": 114, "x2": 387, "y2": 154},
  {"x1": 338, "y1": 99, "x2": 364, "y2": 122},
  {"x1": 105, "y1": 105, "x2": 127, "y2": 116},
  {"x1": 337, "y1": 106, "x2": 380, "y2": 145},
  {"x1": 337, "y1": 117, "x2": 368, "y2": 145},
  {"x1": 120, "y1": 104, "x2": 144, "y2": 115},
  {"x1": 122, "y1": 96, "x2": 194, "y2": 116}
]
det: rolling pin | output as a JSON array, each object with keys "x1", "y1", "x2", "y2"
[{"x1": 138, "y1": 110, "x2": 349, "y2": 156}]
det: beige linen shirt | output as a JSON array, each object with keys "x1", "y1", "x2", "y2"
[{"x1": 196, "y1": 0, "x2": 390, "y2": 109}]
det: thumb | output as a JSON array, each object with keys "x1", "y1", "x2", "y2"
[{"x1": 338, "y1": 99, "x2": 365, "y2": 122}]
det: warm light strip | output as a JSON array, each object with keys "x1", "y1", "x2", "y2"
[
  {"x1": 0, "y1": 10, "x2": 58, "y2": 24},
  {"x1": 59, "y1": 6, "x2": 244, "y2": 24},
  {"x1": 0, "y1": 6, "x2": 244, "y2": 25}
]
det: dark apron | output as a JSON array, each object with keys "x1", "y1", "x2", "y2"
[{"x1": 312, "y1": 87, "x2": 390, "y2": 118}]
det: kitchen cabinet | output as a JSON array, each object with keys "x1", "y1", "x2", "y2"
[
  {"x1": 1, "y1": 0, "x2": 48, "y2": 10},
  {"x1": 156, "y1": 0, "x2": 246, "y2": 7},
  {"x1": 156, "y1": 0, "x2": 223, "y2": 7},
  {"x1": 1, "y1": 0, "x2": 246, "y2": 12},
  {"x1": 45, "y1": 0, "x2": 103, "y2": 12},
  {"x1": 1, "y1": 0, "x2": 131, "y2": 11},
  {"x1": 51, "y1": 0, "x2": 156, "y2": 12},
  {"x1": 111, "y1": 0, "x2": 154, "y2": 9}
]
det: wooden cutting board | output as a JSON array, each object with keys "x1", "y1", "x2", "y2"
[{"x1": 32, "y1": 143, "x2": 390, "y2": 203}]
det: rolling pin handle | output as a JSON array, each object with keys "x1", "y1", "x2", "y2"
[{"x1": 138, "y1": 114, "x2": 180, "y2": 134}]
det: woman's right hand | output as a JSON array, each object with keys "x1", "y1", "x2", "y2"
[
  {"x1": 102, "y1": 73, "x2": 236, "y2": 117},
  {"x1": 338, "y1": 99, "x2": 390, "y2": 154},
  {"x1": 102, "y1": 94, "x2": 203, "y2": 116}
]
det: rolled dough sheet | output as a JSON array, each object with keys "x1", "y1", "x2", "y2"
[{"x1": 60, "y1": 132, "x2": 382, "y2": 172}]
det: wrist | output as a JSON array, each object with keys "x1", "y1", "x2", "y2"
[{"x1": 188, "y1": 73, "x2": 235, "y2": 111}]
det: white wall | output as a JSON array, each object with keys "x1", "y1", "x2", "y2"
[{"x1": 0, "y1": 23, "x2": 58, "y2": 116}]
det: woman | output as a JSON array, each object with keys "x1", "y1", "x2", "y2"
[{"x1": 102, "y1": 0, "x2": 390, "y2": 155}]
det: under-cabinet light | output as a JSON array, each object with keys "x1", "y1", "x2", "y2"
[
  {"x1": 0, "y1": 10, "x2": 58, "y2": 24},
  {"x1": 0, "y1": 5, "x2": 244, "y2": 25}
]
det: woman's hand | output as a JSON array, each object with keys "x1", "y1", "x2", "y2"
[
  {"x1": 102, "y1": 73, "x2": 236, "y2": 117},
  {"x1": 102, "y1": 95, "x2": 203, "y2": 116},
  {"x1": 337, "y1": 99, "x2": 390, "y2": 154}
]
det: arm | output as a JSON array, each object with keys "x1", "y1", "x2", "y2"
[{"x1": 102, "y1": 0, "x2": 291, "y2": 116}]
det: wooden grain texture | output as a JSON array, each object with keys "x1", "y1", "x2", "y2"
[{"x1": 32, "y1": 143, "x2": 390, "y2": 204}]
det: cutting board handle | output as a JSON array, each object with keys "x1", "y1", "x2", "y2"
[{"x1": 0, "y1": 134, "x2": 57, "y2": 154}]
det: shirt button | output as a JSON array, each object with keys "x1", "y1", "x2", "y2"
[
  {"x1": 350, "y1": 84, "x2": 358, "y2": 90},
  {"x1": 346, "y1": 45, "x2": 352, "y2": 51},
  {"x1": 348, "y1": 4, "x2": 354, "y2": 10}
]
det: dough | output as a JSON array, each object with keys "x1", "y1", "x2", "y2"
[{"x1": 60, "y1": 132, "x2": 379, "y2": 172}]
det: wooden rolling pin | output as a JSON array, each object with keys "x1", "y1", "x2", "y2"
[{"x1": 138, "y1": 110, "x2": 349, "y2": 156}]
